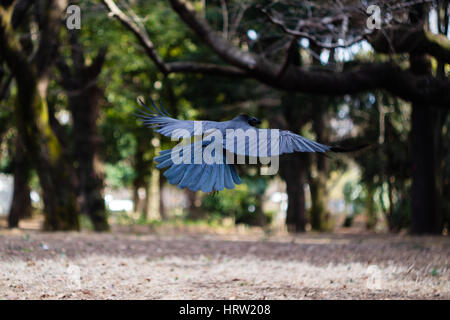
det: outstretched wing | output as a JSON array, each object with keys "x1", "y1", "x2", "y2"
[
  {"x1": 223, "y1": 129, "x2": 331, "y2": 157},
  {"x1": 278, "y1": 130, "x2": 330, "y2": 154},
  {"x1": 154, "y1": 140, "x2": 242, "y2": 193},
  {"x1": 135, "y1": 98, "x2": 222, "y2": 138}
]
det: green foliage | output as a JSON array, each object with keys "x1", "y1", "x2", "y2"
[
  {"x1": 348, "y1": 91, "x2": 412, "y2": 231},
  {"x1": 343, "y1": 181, "x2": 367, "y2": 216},
  {"x1": 201, "y1": 176, "x2": 271, "y2": 225}
]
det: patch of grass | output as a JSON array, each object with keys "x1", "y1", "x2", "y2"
[{"x1": 430, "y1": 268, "x2": 439, "y2": 277}]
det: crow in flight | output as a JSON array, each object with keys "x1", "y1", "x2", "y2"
[{"x1": 136, "y1": 98, "x2": 365, "y2": 193}]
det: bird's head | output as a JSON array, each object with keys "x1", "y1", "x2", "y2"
[{"x1": 236, "y1": 114, "x2": 262, "y2": 127}]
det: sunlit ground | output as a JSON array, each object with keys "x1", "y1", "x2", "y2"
[{"x1": 0, "y1": 217, "x2": 449, "y2": 300}]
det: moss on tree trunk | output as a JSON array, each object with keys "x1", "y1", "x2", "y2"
[{"x1": 0, "y1": 1, "x2": 79, "y2": 231}]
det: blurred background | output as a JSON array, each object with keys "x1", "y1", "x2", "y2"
[{"x1": 0, "y1": 0, "x2": 449, "y2": 236}]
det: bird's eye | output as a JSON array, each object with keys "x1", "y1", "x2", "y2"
[{"x1": 248, "y1": 118, "x2": 261, "y2": 126}]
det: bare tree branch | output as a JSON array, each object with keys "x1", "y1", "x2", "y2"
[
  {"x1": 260, "y1": 8, "x2": 371, "y2": 49},
  {"x1": 167, "y1": 61, "x2": 246, "y2": 77},
  {"x1": 229, "y1": 2, "x2": 248, "y2": 39},
  {"x1": 369, "y1": 26, "x2": 450, "y2": 64},
  {"x1": 220, "y1": 0, "x2": 228, "y2": 39},
  {"x1": 102, "y1": 0, "x2": 249, "y2": 78},
  {"x1": 168, "y1": 0, "x2": 257, "y2": 70},
  {"x1": 277, "y1": 37, "x2": 299, "y2": 78},
  {"x1": 102, "y1": 0, "x2": 169, "y2": 74},
  {"x1": 102, "y1": 0, "x2": 450, "y2": 107},
  {"x1": 168, "y1": 0, "x2": 450, "y2": 107}
]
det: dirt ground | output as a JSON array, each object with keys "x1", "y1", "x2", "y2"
[{"x1": 0, "y1": 226, "x2": 449, "y2": 300}]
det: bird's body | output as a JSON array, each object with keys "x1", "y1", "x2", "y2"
[{"x1": 136, "y1": 99, "x2": 364, "y2": 193}]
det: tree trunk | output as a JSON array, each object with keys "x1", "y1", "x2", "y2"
[
  {"x1": 280, "y1": 153, "x2": 308, "y2": 232},
  {"x1": 310, "y1": 104, "x2": 330, "y2": 231},
  {"x1": 159, "y1": 173, "x2": 166, "y2": 219},
  {"x1": 8, "y1": 134, "x2": 32, "y2": 228},
  {"x1": 132, "y1": 134, "x2": 151, "y2": 216},
  {"x1": 57, "y1": 32, "x2": 109, "y2": 231},
  {"x1": 69, "y1": 87, "x2": 109, "y2": 231},
  {"x1": 385, "y1": 179, "x2": 398, "y2": 232},
  {"x1": 0, "y1": 0, "x2": 80, "y2": 231},
  {"x1": 307, "y1": 45, "x2": 331, "y2": 232},
  {"x1": 140, "y1": 179, "x2": 151, "y2": 221},
  {"x1": 365, "y1": 184, "x2": 377, "y2": 230},
  {"x1": 409, "y1": 53, "x2": 443, "y2": 234},
  {"x1": 185, "y1": 190, "x2": 206, "y2": 219},
  {"x1": 132, "y1": 184, "x2": 140, "y2": 213},
  {"x1": 309, "y1": 172, "x2": 329, "y2": 231},
  {"x1": 410, "y1": 103, "x2": 442, "y2": 234},
  {"x1": 275, "y1": 90, "x2": 310, "y2": 233}
]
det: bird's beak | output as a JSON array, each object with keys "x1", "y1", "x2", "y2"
[
  {"x1": 248, "y1": 117, "x2": 261, "y2": 127},
  {"x1": 253, "y1": 118, "x2": 262, "y2": 125}
]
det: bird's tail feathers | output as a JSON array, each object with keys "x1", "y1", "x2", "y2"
[{"x1": 136, "y1": 97, "x2": 171, "y2": 117}]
